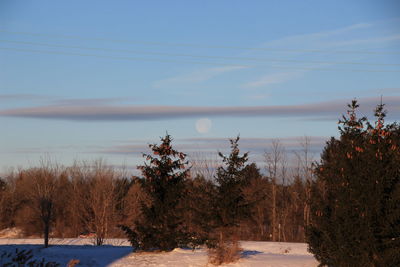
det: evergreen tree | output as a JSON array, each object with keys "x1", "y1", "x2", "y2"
[
  {"x1": 215, "y1": 136, "x2": 250, "y2": 230},
  {"x1": 307, "y1": 100, "x2": 400, "y2": 267},
  {"x1": 120, "y1": 134, "x2": 190, "y2": 251}
]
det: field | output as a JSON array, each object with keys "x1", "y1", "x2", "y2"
[{"x1": 0, "y1": 238, "x2": 318, "y2": 267}]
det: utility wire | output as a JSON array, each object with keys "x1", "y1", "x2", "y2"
[
  {"x1": 1, "y1": 39, "x2": 399, "y2": 67},
  {"x1": 1, "y1": 29, "x2": 400, "y2": 55},
  {"x1": 1, "y1": 46, "x2": 400, "y2": 73}
]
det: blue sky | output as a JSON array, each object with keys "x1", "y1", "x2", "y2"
[{"x1": 1, "y1": 0, "x2": 400, "y2": 174}]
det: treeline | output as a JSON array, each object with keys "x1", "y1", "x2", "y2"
[{"x1": 0, "y1": 138, "x2": 313, "y2": 245}]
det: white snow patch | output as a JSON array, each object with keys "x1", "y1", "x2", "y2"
[{"x1": 0, "y1": 238, "x2": 319, "y2": 266}]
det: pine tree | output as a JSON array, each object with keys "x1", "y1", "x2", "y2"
[
  {"x1": 207, "y1": 136, "x2": 250, "y2": 263},
  {"x1": 307, "y1": 100, "x2": 400, "y2": 267},
  {"x1": 213, "y1": 136, "x2": 252, "y2": 237},
  {"x1": 120, "y1": 134, "x2": 190, "y2": 251}
]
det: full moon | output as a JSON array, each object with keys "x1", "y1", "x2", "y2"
[{"x1": 195, "y1": 118, "x2": 212, "y2": 134}]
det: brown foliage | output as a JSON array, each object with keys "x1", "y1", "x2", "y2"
[
  {"x1": 208, "y1": 230, "x2": 242, "y2": 265},
  {"x1": 121, "y1": 178, "x2": 149, "y2": 228}
]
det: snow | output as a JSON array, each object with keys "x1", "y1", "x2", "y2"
[{"x1": 0, "y1": 238, "x2": 319, "y2": 266}]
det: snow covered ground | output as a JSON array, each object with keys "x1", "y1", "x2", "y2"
[{"x1": 0, "y1": 238, "x2": 319, "y2": 266}]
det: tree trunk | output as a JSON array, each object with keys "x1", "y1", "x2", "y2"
[
  {"x1": 41, "y1": 198, "x2": 52, "y2": 248},
  {"x1": 44, "y1": 220, "x2": 49, "y2": 248},
  {"x1": 271, "y1": 179, "x2": 277, "y2": 241}
]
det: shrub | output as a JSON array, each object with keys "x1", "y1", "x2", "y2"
[{"x1": 208, "y1": 232, "x2": 242, "y2": 265}]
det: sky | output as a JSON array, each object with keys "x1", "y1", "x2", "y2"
[{"x1": 1, "y1": 0, "x2": 400, "y2": 175}]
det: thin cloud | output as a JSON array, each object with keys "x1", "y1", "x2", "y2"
[
  {"x1": 0, "y1": 94, "x2": 52, "y2": 101},
  {"x1": 0, "y1": 94, "x2": 136, "y2": 106},
  {"x1": 153, "y1": 65, "x2": 247, "y2": 87},
  {"x1": 3, "y1": 144, "x2": 93, "y2": 154},
  {"x1": 243, "y1": 71, "x2": 304, "y2": 88},
  {"x1": 327, "y1": 34, "x2": 400, "y2": 47},
  {"x1": 247, "y1": 94, "x2": 269, "y2": 100},
  {"x1": 53, "y1": 97, "x2": 133, "y2": 106},
  {"x1": 181, "y1": 136, "x2": 327, "y2": 153},
  {"x1": 241, "y1": 23, "x2": 374, "y2": 91},
  {"x1": 93, "y1": 136, "x2": 327, "y2": 156},
  {"x1": 0, "y1": 96, "x2": 398, "y2": 121},
  {"x1": 259, "y1": 23, "x2": 372, "y2": 49},
  {"x1": 310, "y1": 23, "x2": 372, "y2": 38}
]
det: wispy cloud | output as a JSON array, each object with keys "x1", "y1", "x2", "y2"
[
  {"x1": 243, "y1": 71, "x2": 304, "y2": 88},
  {"x1": 327, "y1": 34, "x2": 400, "y2": 47},
  {"x1": 152, "y1": 23, "x2": 372, "y2": 90},
  {"x1": 0, "y1": 94, "x2": 136, "y2": 106},
  {"x1": 53, "y1": 97, "x2": 133, "y2": 106},
  {"x1": 182, "y1": 136, "x2": 326, "y2": 151},
  {"x1": 1, "y1": 96, "x2": 398, "y2": 121},
  {"x1": 3, "y1": 144, "x2": 83, "y2": 154},
  {"x1": 92, "y1": 136, "x2": 327, "y2": 157},
  {"x1": 259, "y1": 23, "x2": 373, "y2": 49},
  {"x1": 247, "y1": 94, "x2": 269, "y2": 100},
  {"x1": 153, "y1": 65, "x2": 247, "y2": 87},
  {"x1": 240, "y1": 20, "x2": 397, "y2": 92},
  {"x1": 0, "y1": 94, "x2": 52, "y2": 101}
]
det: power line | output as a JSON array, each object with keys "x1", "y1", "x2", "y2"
[
  {"x1": 1, "y1": 46, "x2": 400, "y2": 73},
  {"x1": 1, "y1": 39, "x2": 399, "y2": 67},
  {"x1": 1, "y1": 29, "x2": 400, "y2": 55}
]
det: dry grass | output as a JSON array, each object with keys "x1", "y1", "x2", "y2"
[{"x1": 208, "y1": 235, "x2": 242, "y2": 265}]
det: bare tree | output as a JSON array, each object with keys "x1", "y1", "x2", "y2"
[
  {"x1": 294, "y1": 136, "x2": 314, "y2": 228},
  {"x1": 82, "y1": 160, "x2": 118, "y2": 245},
  {"x1": 67, "y1": 162, "x2": 90, "y2": 237},
  {"x1": 89, "y1": 169, "x2": 116, "y2": 245},
  {"x1": 189, "y1": 151, "x2": 220, "y2": 181},
  {"x1": 25, "y1": 163, "x2": 59, "y2": 248},
  {"x1": 65, "y1": 160, "x2": 119, "y2": 245},
  {"x1": 0, "y1": 176, "x2": 10, "y2": 229},
  {"x1": 264, "y1": 139, "x2": 287, "y2": 242},
  {"x1": 121, "y1": 178, "x2": 149, "y2": 227}
]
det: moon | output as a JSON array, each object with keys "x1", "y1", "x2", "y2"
[{"x1": 195, "y1": 118, "x2": 212, "y2": 134}]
